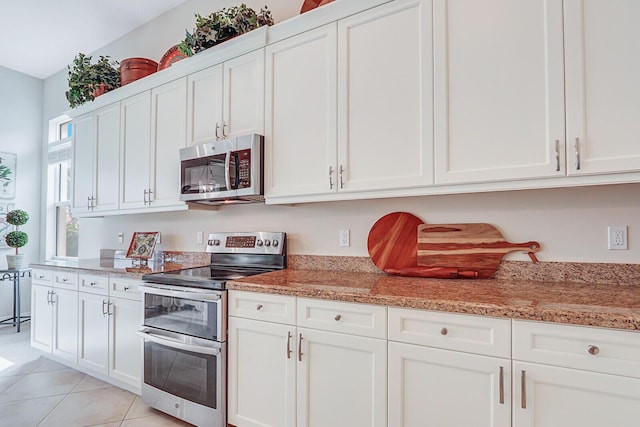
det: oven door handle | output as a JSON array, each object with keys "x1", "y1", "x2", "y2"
[
  {"x1": 139, "y1": 284, "x2": 222, "y2": 302},
  {"x1": 137, "y1": 328, "x2": 222, "y2": 356}
]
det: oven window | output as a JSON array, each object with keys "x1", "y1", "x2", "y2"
[
  {"x1": 181, "y1": 155, "x2": 230, "y2": 194},
  {"x1": 144, "y1": 294, "x2": 219, "y2": 340},
  {"x1": 144, "y1": 341, "x2": 218, "y2": 409}
]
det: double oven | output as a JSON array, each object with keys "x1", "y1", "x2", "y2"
[{"x1": 138, "y1": 232, "x2": 287, "y2": 427}]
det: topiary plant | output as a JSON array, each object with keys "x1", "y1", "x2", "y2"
[{"x1": 5, "y1": 209, "x2": 28, "y2": 255}]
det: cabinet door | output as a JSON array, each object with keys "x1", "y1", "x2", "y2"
[
  {"x1": 223, "y1": 49, "x2": 265, "y2": 138},
  {"x1": 93, "y1": 103, "x2": 120, "y2": 212},
  {"x1": 187, "y1": 65, "x2": 223, "y2": 146},
  {"x1": 228, "y1": 317, "x2": 296, "y2": 427},
  {"x1": 297, "y1": 328, "x2": 387, "y2": 427},
  {"x1": 564, "y1": 0, "x2": 640, "y2": 175},
  {"x1": 433, "y1": 0, "x2": 565, "y2": 184},
  {"x1": 71, "y1": 113, "x2": 95, "y2": 213},
  {"x1": 120, "y1": 91, "x2": 151, "y2": 209},
  {"x1": 30, "y1": 284, "x2": 52, "y2": 353},
  {"x1": 513, "y1": 361, "x2": 640, "y2": 427},
  {"x1": 52, "y1": 287, "x2": 78, "y2": 363},
  {"x1": 265, "y1": 24, "x2": 338, "y2": 199},
  {"x1": 77, "y1": 292, "x2": 109, "y2": 374},
  {"x1": 389, "y1": 342, "x2": 510, "y2": 427},
  {"x1": 109, "y1": 297, "x2": 142, "y2": 389},
  {"x1": 150, "y1": 78, "x2": 187, "y2": 208},
  {"x1": 337, "y1": 0, "x2": 434, "y2": 192}
]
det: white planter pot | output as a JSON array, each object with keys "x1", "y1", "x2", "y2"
[{"x1": 6, "y1": 254, "x2": 25, "y2": 270}]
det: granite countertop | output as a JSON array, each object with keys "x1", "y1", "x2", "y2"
[
  {"x1": 227, "y1": 269, "x2": 640, "y2": 331},
  {"x1": 30, "y1": 258, "x2": 208, "y2": 279}
]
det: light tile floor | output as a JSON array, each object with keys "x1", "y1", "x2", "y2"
[{"x1": 0, "y1": 322, "x2": 193, "y2": 427}]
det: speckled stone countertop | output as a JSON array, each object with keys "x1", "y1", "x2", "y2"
[{"x1": 227, "y1": 269, "x2": 640, "y2": 331}]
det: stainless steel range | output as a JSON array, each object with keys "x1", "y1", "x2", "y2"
[{"x1": 138, "y1": 232, "x2": 286, "y2": 427}]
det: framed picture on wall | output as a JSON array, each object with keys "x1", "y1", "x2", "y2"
[
  {"x1": 0, "y1": 202, "x2": 16, "y2": 248},
  {"x1": 126, "y1": 232, "x2": 159, "y2": 259},
  {"x1": 0, "y1": 152, "x2": 16, "y2": 199}
]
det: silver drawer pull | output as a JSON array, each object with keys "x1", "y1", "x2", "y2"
[
  {"x1": 123, "y1": 286, "x2": 130, "y2": 291},
  {"x1": 334, "y1": 314, "x2": 342, "y2": 321},
  {"x1": 440, "y1": 327, "x2": 448, "y2": 336},
  {"x1": 61, "y1": 277, "x2": 68, "y2": 282},
  {"x1": 256, "y1": 304, "x2": 263, "y2": 311},
  {"x1": 90, "y1": 282, "x2": 96, "y2": 286},
  {"x1": 587, "y1": 345, "x2": 600, "y2": 355}
]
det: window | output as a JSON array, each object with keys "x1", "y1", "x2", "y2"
[{"x1": 46, "y1": 115, "x2": 78, "y2": 259}]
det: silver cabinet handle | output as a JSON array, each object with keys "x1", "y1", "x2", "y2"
[
  {"x1": 215, "y1": 122, "x2": 221, "y2": 139},
  {"x1": 440, "y1": 327, "x2": 448, "y2": 336},
  {"x1": 575, "y1": 137, "x2": 581, "y2": 170},
  {"x1": 147, "y1": 189, "x2": 153, "y2": 205},
  {"x1": 102, "y1": 300, "x2": 109, "y2": 317},
  {"x1": 107, "y1": 302, "x2": 114, "y2": 316},
  {"x1": 256, "y1": 304, "x2": 263, "y2": 311},
  {"x1": 286, "y1": 332, "x2": 292, "y2": 359},
  {"x1": 521, "y1": 370, "x2": 527, "y2": 409},
  {"x1": 329, "y1": 166, "x2": 334, "y2": 189},
  {"x1": 587, "y1": 345, "x2": 600, "y2": 355},
  {"x1": 143, "y1": 189, "x2": 148, "y2": 205},
  {"x1": 46, "y1": 290, "x2": 52, "y2": 305},
  {"x1": 499, "y1": 366, "x2": 505, "y2": 404},
  {"x1": 87, "y1": 195, "x2": 92, "y2": 210},
  {"x1": 91, "y1": 196, "x2": 96, "y2": 209},
  {"x1": 222, "y1": 121, "x2": 228, "y2": 138},
  {"x1": 298, "y1": 333, "x2": 303, "y2": 362},
  {"x1": 334, "y1": 314, "x2": 342, "y2": 321},
  {"x1": 554, "y1": 139, "x2": 560, "y2": 172},
  {"x1": 339, "y1": 165, "x2": 345, "y2": 189}
]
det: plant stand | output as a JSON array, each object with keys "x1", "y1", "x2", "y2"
[{"x1": 0, "y1": 268, "x2": 31, "y2": 333}]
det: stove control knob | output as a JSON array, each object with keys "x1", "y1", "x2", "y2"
[
  {"x1": 272, "y1": 239, "x2": 279, "y2": 247},
  {"x1": 256, "y1": 240, "x2": 264, "y2": 246},
  {"x1": 264, "y1": 239, "x2": 271, "y2": 247}
]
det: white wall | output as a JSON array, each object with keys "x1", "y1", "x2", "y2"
[
  {"x1": 0, "y1": 65, "x2": 43, "y2": 316},
  {"x1": 42, "y1": 0, "x2": 640, "y2": 265}
]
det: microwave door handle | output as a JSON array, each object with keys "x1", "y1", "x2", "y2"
[
  {"x1": 224, "y1": 152, "x2": 231, "y2": 191},
  {"x1": 137, "y1": 328, "x2": 221, "y2": 356}
]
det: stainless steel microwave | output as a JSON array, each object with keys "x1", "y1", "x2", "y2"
[{"x1": 179, "y1": 134, "x2": 264, "y2": 205}]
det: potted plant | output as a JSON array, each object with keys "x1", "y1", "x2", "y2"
[
  {"x1": 4, "y1": 209, "x2": 28, "y2": 270},
  {"x1": 65, "y1": 53, "x2": 121, "y2": 108},
  {"x1": 177, "y1": 4, "x2": 274, "y2": 57}
]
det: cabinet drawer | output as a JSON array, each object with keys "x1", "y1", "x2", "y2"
[
  {"x1": 297, "y1": 298, "x2": 387, "y2": 339},
  {"x1": 513, "y1": 320, "x2": 640, "y2": 378},
  {"x1": 78, "y1": 274, "x2": 109, "y2": 295},
  {"x1": 53, "y1": 271, "x2": 78, "y2": 291},
  {"x1": 229, "y1": 290, "x2": 296, "y2": 325},
  {"x1": 32, "y1": 268, "x2": 53, "y2": 284},
  {"x1": 109, "y1": 277, "x2": 142, "y2": 300},
  {"x1": 388, "y1": 307, "x2": 511, "y2": 358}
]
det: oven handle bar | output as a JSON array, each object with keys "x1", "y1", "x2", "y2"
[
  {"x1": 139, "y1": 284, "x2": 222, "y2": 302},
  {"x1": 137, "y1": 328, "x2": 222, "y2": 356}
]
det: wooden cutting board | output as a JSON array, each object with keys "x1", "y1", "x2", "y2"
[
  {"x1": 367, "y1": 212, "x2": 424, "y2": 273},
  {"x1": 417, "y1": 223, "x2": 540, "y2": 278}
]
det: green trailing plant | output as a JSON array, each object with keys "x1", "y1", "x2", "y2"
[
  {"x1": 178, "y1": 4, "x2": 274, "y2": 56},
  {"x1": 65, "y1": 53, "x2": 121, "y2": 108},
  {"x1": 4, "y1": 209, "x2": 28, "y2": 255}
]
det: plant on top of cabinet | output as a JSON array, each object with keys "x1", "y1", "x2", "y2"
[
  {"x1": 4, "y1": 209, "x2": 28, "y2": 269},
  {"x1": 66, "y1": 53, "x2": 121, "y2": 108},
  {"x1": 177, "y1": 4, "x2": 274, "y2": 56}
]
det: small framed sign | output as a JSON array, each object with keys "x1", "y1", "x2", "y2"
[{"x1": 126, "y1": 232, "x2": 159, "y2": 259}]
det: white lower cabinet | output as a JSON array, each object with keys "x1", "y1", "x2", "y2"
[
  {"x1": 31, "y1": 270, "x2": 79, "y2": 364},
  {"x1": 78, "y1": 291, "x2": 110, "y2": 373},
  {"x1": 228, "y1": 291, "x2": 387, "y2": 427},
  {"x1": 513, "y1": 320, "x2": 640, "y2": 427}
]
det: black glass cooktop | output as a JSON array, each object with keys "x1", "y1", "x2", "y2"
[{"x1": 142, "y1": 265, "x2": 276, "y2": 289}]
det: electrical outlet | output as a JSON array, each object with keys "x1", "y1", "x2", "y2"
[
  {"x1": 608, "y1": 225, "x2": 628, "y2": 250},
  {"x1": 197, "y1": 231, "x2": 204, "y2": 244},
  {"x1": 118, "y1": 232, "x2": 124, "y2": 244},
  {"x1": 339, "y1": 229, "x2": 350, "y2": 247}
]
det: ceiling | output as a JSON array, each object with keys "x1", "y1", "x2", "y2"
[{"x1": 1, "y1": 0, "x2": 188, "y2": 80}]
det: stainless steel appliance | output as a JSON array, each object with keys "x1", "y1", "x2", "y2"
[
  {"x1": 138, "y1": 231, "x2": 286, "y2": 427},
  {"x1": 179, "y1": 134, "x2": 264, "y2": 206}
]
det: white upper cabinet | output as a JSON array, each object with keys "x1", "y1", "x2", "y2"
[
  {"x1": 337, "y1": 0, "x2": 433, "y2": 193},
  {"x1": 433, "y1": 0, "x2": 566, "y2": 185},
  {"x1": 265, "y1": 24, "x2": 338, "y2": 198},
  {"x1": 187, "y1": 49, "x2": 264, "y2": 146},
  {"x1": 71, "y1": 103, "x2": 120, "y2": 214},
  {"x1": 266, "y1": 0, "x2": 433, "y2": 202},
  {"x1": 564, "y1": 0, "x2": 640, "y2": 176},
  {"x1": 120, "y1": 78, "x2": 187, "y2": 211}
]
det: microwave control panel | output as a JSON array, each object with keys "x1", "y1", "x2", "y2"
[{"x1": 236, "y1": 149, "x2": 251, "y2": 189}]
